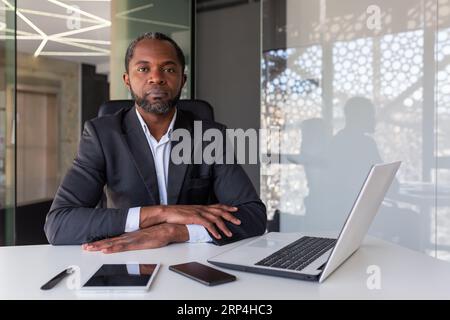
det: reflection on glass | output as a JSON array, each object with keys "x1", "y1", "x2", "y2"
[{"x1": 262, "y1": 0, "x2": 450, "y2": 260}]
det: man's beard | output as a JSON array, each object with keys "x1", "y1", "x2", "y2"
[{"x1": 130, "y1": 87, "x2": 181, "y2": 115}]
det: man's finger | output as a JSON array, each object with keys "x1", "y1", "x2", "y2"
[
  {"x1": 102, "y1": 243, "x2": 127, "y2": 254},
  {"x1": 202, "y1": 212, "x2": 233, "y2": 237},
  {"x1": 193, "y1": 216, "x2": 221, "y2": 239},
  {"x1": 84, "y1": 236, "x2": 124, "y2": 251},
  {"x1": 85, "y1": 241, "x2": 114, "y2": 251},
  {"x1": 209, "y1": 204, "x2": 238, "y2": 212},
  {"x1": 207, "y1": 207, "x2": 241, "y2": 225}
]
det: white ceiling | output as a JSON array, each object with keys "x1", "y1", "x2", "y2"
[
  {"x1": 1, "y1": 0, "x2": 194, "y2": 75},
  {"x1": 5, "y1": 0, "x2": 111, "y2": 71}
]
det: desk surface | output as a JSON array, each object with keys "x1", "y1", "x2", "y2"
[{"x1": 1, "y1": 235, "x2": 450, "y2": 299}]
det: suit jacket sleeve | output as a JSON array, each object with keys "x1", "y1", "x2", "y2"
[
  {"x1": 44, "y1": 120, "x2": 128, "y2": 245},
  {"x1": 209, "y1": 126, "x2": 267, "y2": 245}
]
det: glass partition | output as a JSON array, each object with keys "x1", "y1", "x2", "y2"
[
  {"x1": 110, "y1": 0, "x2": 193, "y2": 100},
  {"x1": 437, "y1": 0, "x2": 450, "y2": 260},
  {"x1": 262, "y1": 0, "x2": 450, "y2": 259},
  {"x1": 0, "y1": 0, "x2": 16, "y2": 246},
  {"x1": 1, "y1": 0, "x2": 192, "y2": 245}
]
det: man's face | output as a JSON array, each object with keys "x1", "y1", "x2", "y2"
[{"x1": 123, "y1": 38, "x2": 186, "y2": 115}]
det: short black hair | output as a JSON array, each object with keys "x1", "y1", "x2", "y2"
[{"x1": 124, "y1": 32, "x2": 186, "y2": 73}]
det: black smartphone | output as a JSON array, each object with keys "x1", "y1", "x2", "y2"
[{"x1": 169, "y1": 262, "x2": 236, "y2": 286}]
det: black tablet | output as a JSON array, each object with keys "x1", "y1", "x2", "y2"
[{"x1": 80, "y1": 264, "x2": 160, "y2": 292}]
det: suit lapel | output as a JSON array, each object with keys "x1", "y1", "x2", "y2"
[
  {"x1": 122, "y1": 106, "x2": 160, "y2": 205},
  {"x1": 167, "y1": 109, "x2": 194, "y2": 205}
]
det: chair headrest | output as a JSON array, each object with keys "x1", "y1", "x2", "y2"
[{"x1": 98, "y1": 99, "x2": 214, "y2": 121}]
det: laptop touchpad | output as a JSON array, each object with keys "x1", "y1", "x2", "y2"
[{"x1": 248, "y1": 239, "x2": 284, "y2": 248}]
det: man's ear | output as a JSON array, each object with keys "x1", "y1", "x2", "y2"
[
  {"x1": 182, "y1": 74, "x2": 187, "y2": 87},
  {"x1": 123, "y1": 72, "x2": 130, "y2": 89}
]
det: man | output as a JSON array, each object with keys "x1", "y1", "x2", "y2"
[{"x1": 44, "y1": 32, "x2": 267, "y2": 253}]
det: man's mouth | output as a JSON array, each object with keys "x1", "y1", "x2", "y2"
[{"x1": 145, "y1": 89, "x2": 167, "y2": 100}]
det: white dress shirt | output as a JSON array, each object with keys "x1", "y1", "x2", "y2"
[{"x1": 124, "y1": 107, "x2": 212, "y2": 243}]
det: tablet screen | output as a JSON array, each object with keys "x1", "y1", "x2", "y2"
[{"x1": 83, "y1": 264, "x2": 158, "y2": 288}]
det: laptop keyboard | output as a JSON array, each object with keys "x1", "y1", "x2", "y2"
[{"x1": 255, "y1": 236, "x2": 337, "y2": 271}]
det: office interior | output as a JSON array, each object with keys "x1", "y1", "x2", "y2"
[{"x1": 1, "y1": 0, "x2": 450, "y2": 264}]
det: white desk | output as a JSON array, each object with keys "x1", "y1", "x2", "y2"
[{"x1": 1, "y1": 235, "x2": 450, "y2": 300}]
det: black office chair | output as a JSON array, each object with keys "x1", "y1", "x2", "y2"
[{"x1": 98, "y1": 99, "x2": 214, "y2": 121}]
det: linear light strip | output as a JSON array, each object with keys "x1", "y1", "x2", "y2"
[
  {"x1": 2, "y1": 0, "x2": 48, "y2": 38},
  {"x1": 52, "y1": 36, "x2": 110, "y2": 45},
  {"x1": 9, "y1": 32, "x2": 110, "y2": 45},
  {"x1": 115, "y1": 3, "x2": 154, "y2": 17},
  {"x1": 40, "y1": 51, "x2": 108, "y2": 56},
  {"x1": 0, "y1": 5, "x2": 13, "y2": 11},
  {"x1": 49, "y1": 22, "x2": 109, "y2": 38},
  {"x1": 6, "y1": 28, "x2": 39, "y2": 36},
  {"x1": 16, "y1": 11, "x2": 47, "y2": 37},
  {"x1": 3, "y1": 28, "x2": 109, "y2": 51},
  {"x1": 60, "y1": 0, "x2": 111, "y2": 2},
  {"x1": 4, "y1": 0, "x2": 50, "y2": 56},
  {"x1": 116, "y1": 16, "x2": 189, "y2": 29},
  {"x1": 0, "y1": 35, "x2": 41, "y2": 39},
  {"x1": 19, "y1": 35, "x2": 41, "y2": 39},
  {"x1": 47, "y1": 0, "x2": 110, "y2": 25},
  {"x1": 3, "y1": 0, "x2": 112, "y2": 58},
  {"x1": 50, "y1": 37, "x2": 110, "y2": 53},
  {"x1": 19, "y1": 8, "x2": 100, "y2": 23},
  {"x1": 3, "y1": 0, "x2": 47, "y2": 38},
  {"x1": 34, "y1": 38, "x2": 48, "y2": 56}
]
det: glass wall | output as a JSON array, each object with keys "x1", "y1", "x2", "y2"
[
  {"x1": 437, "y1": 0, "x2": 450, "y2": 260},
  {"x1": 261, "y1": 0, "x2": 450, "y2": 259},
  {"x1": 0, "y1": 0, "x2": 16, "y2": 246},
  {"x1": 1, "y1": 0, "x2": 192, "y2": 245},
  {"x1": 110, "y1": 0, "x2": 193, "y2": 99}
]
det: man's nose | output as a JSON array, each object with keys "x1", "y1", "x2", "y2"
[{"x1": 147, "y1": 69, "x2": 165, "y2": 85}]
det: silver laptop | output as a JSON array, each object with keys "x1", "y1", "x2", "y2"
[{"x1": 208, "y1": 161, "x2": 401, "y2": 283}]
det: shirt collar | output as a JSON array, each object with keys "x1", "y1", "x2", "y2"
[{"x1": 135, "y1": 107, "x2": 177, "y2": 139}]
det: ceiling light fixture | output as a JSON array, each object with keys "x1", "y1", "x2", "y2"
[
  {"x1": 61, "y1": 0, "x2": 111, "y2": 2},
  {"x1": 39, "y1": 51, "x2": 108, "y2": 56},
  {"x1": 115, "y1": 3, "x2": 189, "y2": 29},
  {"x1": 49, "y1": 22, "x2": 109, "y2": 38},
  {"x1": 115, "y1": 3, "x2": 154, "y2": 16},
  {"x1": 50, "y1": 37, "x2": 109, "y2": 53},
  {"x1": 3, "y1": 0, "x2": 112, "y2": 58},
  {"x1": 1, "y1": 0, "x2": 49, "y2": 56},
  {"x1": 34, "y1": 37, "x2": 48, "y2": 56},
  {"x1": 18, "y1": 8, "x2": 101, "y2": 24}
]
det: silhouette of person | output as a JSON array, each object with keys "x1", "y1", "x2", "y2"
[{"x1": 322, "y1": 97, "x2": 384, "y2": 230}]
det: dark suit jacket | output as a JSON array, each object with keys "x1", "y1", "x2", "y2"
[{"x1": 44, "y1": 106, "x2": 267, "y2": 245}]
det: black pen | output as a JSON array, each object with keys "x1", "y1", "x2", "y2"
[{"x1": 40, "y1": 267, "x2": 75, "y2": 290}]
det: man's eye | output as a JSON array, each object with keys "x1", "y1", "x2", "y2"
[
  {"x1": 137, "y1": 67, "x2": 148, "y2": 72},
  {"x1": 164, "y1": 68, "x2": 175, "y2": 73}
]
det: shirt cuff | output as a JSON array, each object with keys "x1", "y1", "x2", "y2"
[
  {"x1": 125, "y1": 207, "x2": 141, "y2": 232},
  {"x1": 186, "y1": 224, "x2": 213, "y2": 243}
]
